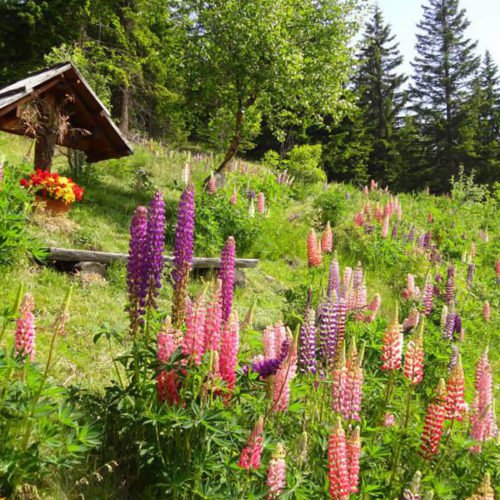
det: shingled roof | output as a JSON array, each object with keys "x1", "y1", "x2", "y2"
[{"x1": 0, "y1": 62, "x2": 133, "y2": 162}]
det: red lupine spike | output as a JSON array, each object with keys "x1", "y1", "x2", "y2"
[
  {"x1": 238, "y1": 417, "x2": 264, "y2": 469},
  {"x1": 381, "y1": 303, "x2": 403, "y2": 371},
  {"x1": 328, "y1": 418, "x2": 350, "y2": 500},
  {"x1": 307, "y1": 229, "x2": 322, "y2": 267},
  {"x1": 445, "y1": 353, "x2": 467, "y2": 421},
  {"x1": 346, "y1": 426, "x2": 361, "y2": 494},
  {"x1": 420, "y1": 379, "x2": 447, "y2": 460}
]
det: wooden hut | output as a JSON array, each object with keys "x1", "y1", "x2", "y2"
[{"x1": 0, "y1": 62, "x2": 132, "y2": 170}]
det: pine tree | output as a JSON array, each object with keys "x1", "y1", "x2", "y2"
[
  {"x1": 355, "y1": 7, "x2": 407, "y2": 185},
  {"x1": 410, "y1": 0, "x2": 480, "y2": 190}
]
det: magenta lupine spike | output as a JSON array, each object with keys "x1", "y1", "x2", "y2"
[
  {"x1": 347, "y1": 427, "x2": 361, "y2": 494},
  {"x1": 220, "y1": 236, "x2": 236, "y2": 322},
  {"x1": 423, "y1": 275, "x2": 434, "y2": 317},
  {"x1": 320, "y1": 300, "x2": 337, "y2": 365},
  {"x1": 466, "y1": 262, "x2": 475, "y2": 289},
  {"x1": 257, "y1": 192, "x2": 265, "y2": 214},
  {"x1": 381, "y1": 304, "x2": 403, "y2": 371},
  {"x1": 327, "y1": 254, "x2": 341, "y2": 299},
  {"x1": 272, "y1": 339, "x2": 297, "y2": 412},
  {"x1": 145, "y1": 192, "x2": 165, "y2": 309},
  {"x1": 181, "y1": 293, "x2": 206, "y2": 365},
  {"x1": 470, "y1": 349, "x2": 499, "y2": 452},
  {"x1": 445, "y1": 264, "x2": 455, "y2": 304},
  {"x1": 267, "y1": 443, "x2": 286, "y2": 499},
  {"x1": 219, "y1": 312, "x2": 239, "y2": 391},
  {"x1": 238, "y1": 417, "x2": 264, "y2": 469},
  {"x1": 204, "y1": 281, "x2": 222, "y2": 351},
  {"x1": 417, "y1": 234, "x2": 425, "y2": 248},
  {"x1": 483, "y1": 301, "x2": 491, "y2": 322},
  {"x1": 299, "y1": 305, "x2": 317, "y2": 375},
  {"x1": 127, "y1": 206, "x2": 148, "y2": 333},
  {"x1": 14, "y1": 293, "x2": 36, "y2": 362},
  {"x1": 342, "y1": 267, "x2": 352, "y2": 299}
]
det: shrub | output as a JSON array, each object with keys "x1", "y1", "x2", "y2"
[
  {"x1": 284, "y1": 144, "x2": 326, "y2": 184},
  {"x1": 313, "y1": 187, "x2": 348, "y2": 227}
]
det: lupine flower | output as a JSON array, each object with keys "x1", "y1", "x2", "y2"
[
  {"x1": 220, "y1": 236, "x2": 236, "y2": 322},
  {"x1": 466, "y1": 262, "x2": 475, "y2": 289},
  {"x1": 440, "y1": 304, "x2": 449, "y2": 332},
  {"x1": 384, "y1": 412, "x2": 396, "y2": 426},
  {"x1": 355, "y1": 280, "x2": 367, "y2": 310},
  {"x1": 423, "y1": 275, "x2": 434, "y2": 317},
  {"x1": 204, "y1": 281, "x2": 222, "y2": 351},
  {"x1": 327, "y1": 418, "x2": 350, "y2": 500},
  {"x1": 157, "y1": 329, "x2": 178, "y2": 363},
  {"x1": 443, "y1": 301, "x2": 456, "y2": 340},
  {"x1": 342, "y1": 267, "x2": 352, "y2": 299},
  {"x1": 352, "y1": 262, "x2": 363, "y2": 290},
  {"x1": 453, "y1": 313, "x2": 463, "y2": 341},
  {"x1": 219, "y1": 312, "x2": 239, "y2": 391},
  {"x1": 253, "y1": 325, "x2": 290, "y2": 377},
  {"x1": 445, "y1": 353, "x2": 467, "y2": 421},
  {"x1": 157, "y1": 369, "x2": 181, "y2": 405},
  {"x1": 370, "y1": 179, "x2": 377, "y2": 191},
  {"x1": 267, "y1": 443, "x2": 286, "y2": 499},
  {"x1": 307, "y1": 229, "x2": 322, "y2": 268},
  {"x1": 404, "y1": 320, "x2": 424, "y2": 385},
  {"x1": 299, "y1": 300, "x2": 316, "y2": 375},
  {"x1": 391, "y1": 223, "x2": 398, "y2": 239},
  {"x1": 335, "y1": 299, "x2": 348, "y2": 351},
  {"x1": 470, "y1": 349, "x2": 498, "y2": 452},
  {"x1": 467, "y1": 472, "x2": 494, "y2": 500},
  {"x1": 272, "y1": 340, "x2": 297, "y2": 412},
  {"x1": 238, "y1": 417, "x2": 264, "y2": 469},
  {"x1": 420, "y1": 379, "x2": 447, "y2": 460},
  {"x1": 127, "y1": 206, "x2": 148, "y2": 333},
  {"x1": 145, "y1": 192, "x2": 165, "y2": 309},
  {"x1": 496, "y1": 260, "x2": 500, "y2": 282},
  {"x1": 363, "y1": 185, "x2": 369, "y2": 195},
  {"x1": 382, "y1": 304, "x2": 403, "y2": 371},
  {"x1": 344, "y1": 340, "x2": 364, "y2": 421},
  {"x1": 257, "y1": 192, "x2": 265, "y2": 214},
  {"x1": 449, "y1": 344, "x2": 460, "y2": 371},
  {"x1": 358, "y1": 293, "x2": 381, "y2": 323},
  {"x1": 332, "y1": 342, "x2": 347, "y2": 418},
  {"x1": 403, "y1": 471, "x2": 422, "y2": 500},
  {"x1": 407, "y1": 226, "x2": 415, "y2": 243},
  {"x1": 346, "y1": 427, "x2": 361, "y2": 494},
  {"x1": 381, "y1": 214, "x2": 390, "y2": 238},
  {"x1": 322, "y1": 221, "x2": 333, "y2": 253},
  {"x1": 230, "y1": 188, "x2": 238, "y2": 205},
  {"x1": 354, "y1": 212, "x2": 364, "y2": 226},
  {"x1": 445, "y1": 265, "x2": 455, "y2": 304},
  {"x1": 402, "y1": 307, "x2": 420, "y2": 332},
  {"x1": 207, "y1": 171, "x2": 216, "y2": 194},
  {"x1": 483, "y1": 301, "x2": 490, "y2": 322},
  {"x1": 320, "y1": 299, "x2": 337, "y2": 365},
  {"x1": 327, "y1": 254, "x2": 340, "y2": 299},
  {"x1": 182, "y1": 293, "x2": 207, "y2": 365},
  {"x1": 403, "y1": 273, "x2": 416, "y2": 300},
  {"x1": 172, "y1": 184, "x2": 195, "y2": 326},
  {"x1": 15, "y1": 293, "x2": 36, "y2": 362}
]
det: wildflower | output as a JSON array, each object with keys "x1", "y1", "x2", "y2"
[
  {"x1": 381, "y1": 214, "x2": 390, "y2": 238},
  {"x1": 420, "y1": 379, "x2": 447, "y2": 460},
  {"x1": 445, "y1": 353, "x2": 467, "y2": 421},
  {"x1": 467, "y1": 472, "x2": 495, "y2": 500},
  {"x1": 219, "y1": 312, "x2": 239, "y2": 391},
  {"x1": 220, "y1": 236, "x2": 236, "y2": 322},
  {"x1": 381, "y1": 304, "x2": 403, "y2": 371},
  {"x1": 157, "y1": 323, "x2": 179, "y2": 363},
  {"x1": 157, "y1": 369, "x2": 181, "y2": 405},
  {"x1": 181, "y1": 293, "x2": 206, "y2": 365},
  {"x1": 483, "y1": 301, "x2": 490, "y2": 322},
  {"x1": 355, "y1": 280, "x2": 367, "y2": 310},
  {"x1": 253, "y1": 325, "x2": 290, "y2": 377},
  {"x1": 402, "y1": 273, "x2": 416, "y2": 300},
  {"x1": 346, "y1": 427, "x2": 361, "y2": 494},
  {"x1": 443, "y1": 301, "x2": 456, "y2": 340},
  {"x1": 358, "y1": 293, "x2": 381, "y2": 323},
  {"x1": 327, "y1": 418, "x2": 350, "y2": 500},
  {"x1": 257, "y1": 192, "x2": 265, "y2": 214},
  {"x1": 307, "y1": 229, "x2": 322, "y2": 267},
  {"x1": 145, "y1": 192, "x2": 165, "y2": 309},
  {"x1": 204, "y1": 281, "x2": 222, "y2": 351},
  {"x1": 322, "y1": 221, "x2": 333, "y2": 253},
  {"x1": 299, "y1": 300, "x2": 316, "y2": 375},
  {"x1": 496, "y1": 260, "x2": 500, "y2": 282},
  {"x1": 342, "y1": 267, "x2": 352, "y2": 299},
  {"x1": 354, "y1": 212, "x2": 364, "y2": 226},
  {"x1": 15, "y1": 293, "x2": 36, "y2": 362},
  {"x1": 335, "y1": 299, "x2": 348, "y2": 351},
  {"x1": 344, "y1": 340, "x2": 364, "y2": 421},
  {"x1": 352, "y1": 262, "x2": 363, "y2": 290},
  {"x1": 327, "y1": 253, "x2": 340, "y2": 299},
  {"x1": 391, "y1": 223, "x2": 398, "y2": 239},
  {"x1": 332, "y1": 342, "x2": 347, "y2": 416},
  {"x1": 404, "y1": 320, "x2": 424, "y2": 385},
  {"x1": 172, "y1": 184, "x2": 195, "y2": 326},
  {"x1": 384, "y1": 412, "x2": 396, "y2": 426},
  {"x1": 238, "y1": 417, "x2": 264, "y2": 469},
  {"x1": 423, "y1": 275, "x2": 434, "y2": 317},
  {"x1": 445, "y1": 264, "x2": 455, "y2": 304},
  {"x1": 126, "y1": 206, "x2": 148, "y2": 332},
  {"x1": 403, "y1": 471, "x2": 422, "y2": 500},
  {"x1": 267, "y1": 443, "x2": 286, "y2": 499},
  {"x1": 470, "y1": 349, "x2": 498, "y2": 452},
  {"x1": 230, "y1": 188, "x2": 238, "y2": 205},
  {"x1": 207, "y1": 171, "x2": 216, "y2": 194},
  {"x1": 466, "y1": 262, "x2": 475, "y2": 289},
  {"x1": 272, "y1": 340, "x2": 297, "y2": 412},
  {"x1": 320, "y1": 299, "x2": 337, "y2": 364},
  {"x1": 402, "y1": 307, "x2": 420, "y2": 332}
]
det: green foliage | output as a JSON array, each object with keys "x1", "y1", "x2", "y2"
[
  {"x1": 313, "y1": 187, "x2": 349, "y2": 227},
  {"x1": 450, "y1": 166, "x2": 489, "y2": 204},
  {"x1": 285, "y1": 144, "x2": 326, "y2": 184}
]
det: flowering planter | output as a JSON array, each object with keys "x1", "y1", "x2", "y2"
[{"x1": 35, "y1": 195, "x2": 72, "y2": 215}]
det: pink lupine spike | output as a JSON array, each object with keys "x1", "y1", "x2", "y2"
[
  {"x1": 157, "y1": 369, "x2": 181, "y2": 405},
  {"x1": 353, "y1": 262, "x2": 363, "y2": 290},
  {"x1": 383, "y1": 412, "x2": 396, "y2": 426},
  {"x1": 238, "y1": 417, "x2": 264, "y2": 469},
  {"x1": 420, "y1": 379, "x2": 447, "y2": 460},
  {"x1": 404, "y1": 320, "x2": 424, "y2": 385},
  {"x1": 230, "y1": 188, "x2": 238, "y2": 205},
  {"x1": 358, "y1": 293, "x2": 381, "y2": 323},
  {"x1": 322, "y1": 221, "x2": 333, "y2": 253},
  {"x1": 342, "y1": 267, "x2": 352, "y2": 299},
  {"x1": 381, "y1": 214, "x2": 390, "y2": 238},
  {"x1": 346, "y1": 426, "x2": 361, "y2": 494},
  {"x1": 14, "y1": 293, "x2": 36, "y2": 362},
  {"x1": 332, "y1": 342, "x2": 347, "y2": 416},
  {"x1": 257, "y1": 192, "x2": 265, "y2": 214},
  {"x1": 381, "y1": 303, "x2": 403, "y2": 371},
  {"x1": 204, "y1": 281, "x2": 223, "y2": 351},
  {"x1": 354, "y1": 212, "x2": 364, "y2": 227},
  {"x1": 355, "y1": 280, "x2": 367, "y2": 310},
  {"x1": 219, "y1": 312, "x2": 239, "y2": 391},
  {"x1": 207, "y1": 171, "x2": 216, "y2": 194},
  {"x1": 328, "y1": 418, "x2": 350, "y2": 500},
  {"x1": 344, "y1": 340, "x2": 364, "y2": 421},
  {"x1": 181, "y1": 293, "x2": 206, "y2": 365},
  {"x1": 402, "y1": 307, "x2": 420, "y2": 332},
  {"x1": 267, "y1": 443, "x2": 286, "y2": 499},
  {"x1": 307, "y1": 229, "x2": 322, "y2": 268},
  {"x1": 445, "y1": 353, "x2": 467, "y2": 421}
]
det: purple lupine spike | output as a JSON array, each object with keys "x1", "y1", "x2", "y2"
[
  {"x1": 449, "y1": 344, "x2": 459, "y2": 371},
  {"x1": 145, "y1": 192, "x2": 165, "y2": 309},
  {"x1": 220, "y1": 236, "x2": 236, "y2": 322},
  {"x1": 423, "y1": 275, "x2": 434, "y2": 317},
  {"x1": 327, "y1": 254, "x2": 340, "y2": 299},
  {"x1": 407, "y1": 226, "x2": 415, "y2": 243},
  {"x1": 417, "y1": 234, "x2": 425, "y2": 248},
  {"x1": 320, "y1": 300, "x2": 337, "y2": 365},
  {"x1": 445, "y1": 265, "x2": 455, "y2": 304},
  {"x1": 299, "y1": 305, "x2": 316, "y2": 374},
  {"x1": 443, "y1": 302, "x2": 456, "y2": 340},
  {"x1": 391, "y1": 223, "x2": 398, "y2": 240},
  {"x1": 466, "y1": 262, "x2": 475, "y2": 289},
  {"x1": 423, "y1": 232, "x2": 431, "y2": 249},
  {"x1": 253, "y1": 338, "x2": 290, "y2": 377},
  {"x1": 453, "y1": 313, "x2": 463, "y2": 341},
  {"x1": 335, "y1": 298, "x2": 348, "y2": 351},
  {"x1": 127, "y1": 206, "x2": 148, "y2": 333},
  {"x1": 172, "y1": 184, "x2": 195, "y2": 326}
]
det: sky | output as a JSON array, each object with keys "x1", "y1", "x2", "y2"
[{"x1": 375, "y1": 0, "x2": 500, "y2": 76}]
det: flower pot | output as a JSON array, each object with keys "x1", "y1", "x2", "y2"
[{"x1": 35, "y1": 195, "x2": 72, "y2": 215}]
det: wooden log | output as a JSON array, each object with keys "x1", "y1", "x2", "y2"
[{"x1": 46, "y1": 247, "x2": 258, "y2": 269}]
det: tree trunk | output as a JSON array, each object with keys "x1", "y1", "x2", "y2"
[
  {"x1": 120, "y1": 85, "x2": 131, "y2": 136},
  {"x1": 34, "y1": 95, "x2": 58, "y2": 171},
  {"x1": 34, "y1": 133, "x2": 57, "y2": 171}
]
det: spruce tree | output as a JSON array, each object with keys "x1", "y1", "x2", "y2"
[
  {"x1": 410, "y1": 0, "x2": 480, "y2": 190},
  {"x1": 355, "y1": 7, "x2": 407, "y2": 184}
]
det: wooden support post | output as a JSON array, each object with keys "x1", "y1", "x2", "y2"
[{"x1": 33, "y1": 94, "x2": 58, "y2": 171}]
